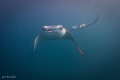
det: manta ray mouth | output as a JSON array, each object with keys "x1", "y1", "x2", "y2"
[{"x1": 47, "y1": 29, "x2": 51, "y2": 31}]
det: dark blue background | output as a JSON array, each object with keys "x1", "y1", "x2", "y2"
[{"x1": 0, "y1": 0, "x2": 120, "y2": 80}]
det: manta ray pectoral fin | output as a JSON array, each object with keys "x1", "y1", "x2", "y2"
[
  {"x1": 30, "y1": 33, "x2": 43, "y2": 58},
  {"x1": 77, "y1": 45, "x2": 86, "y2": 57},
  {"x1": 63, "y1": 30, "x2": 86, "y2": 57},
  {"x1": 87, "y1": 13, "x2": 99, "y2": 26},
  {"x1": 30, "y1": 51, "x2": 34, "y2": 58}
]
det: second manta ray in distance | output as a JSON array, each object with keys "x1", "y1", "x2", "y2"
[
  {"x1": 71, "y1": 14, "x2": 99, "y2": 31},
  {"x1": 30, "y1": 25, "x2": 86, "y2": 58}
]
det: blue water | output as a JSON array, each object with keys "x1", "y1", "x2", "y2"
[{"x1": 0, "y1": 0, "x2": 120, "y2": 80}]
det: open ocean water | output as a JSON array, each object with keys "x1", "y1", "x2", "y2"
[{"x1": 0, "y1": 0, "x2": 120, "y2": 80}]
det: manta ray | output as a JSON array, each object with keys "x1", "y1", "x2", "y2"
[
  {"x1": 71, "y1": 14, "x2": 99, "y2": 31},
  {"x1": 30, "y1": 25, "x2": 86, "y2": 58},
  {"x1": 30, "y1": 14, "x2": 99, "y2": 58}
]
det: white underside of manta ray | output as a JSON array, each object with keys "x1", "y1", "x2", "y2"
[{"x1": 30, "y1": 25, "x2": 86, "y2": 58}]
